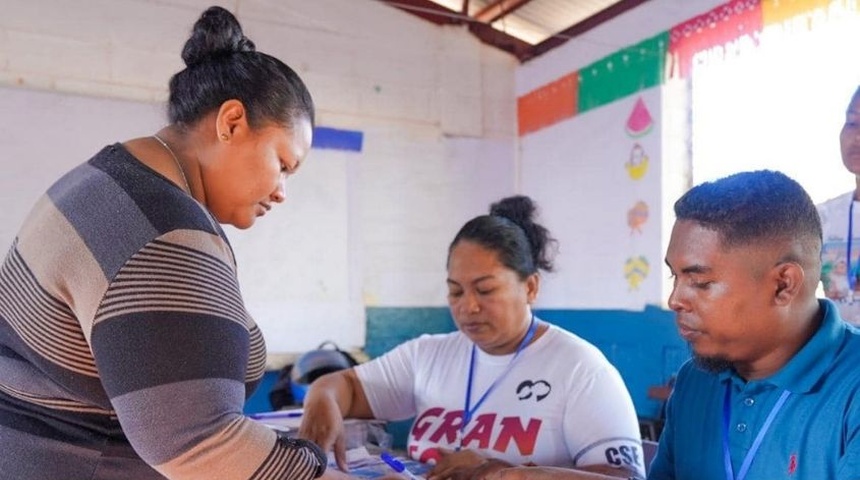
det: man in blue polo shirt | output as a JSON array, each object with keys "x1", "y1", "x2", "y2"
[
  {"x1": 481, "y1": 171, "x2": 860, "y2": 480},
  {"x1": 649, "y1": 170, "x2": 860, "y2": 479}
]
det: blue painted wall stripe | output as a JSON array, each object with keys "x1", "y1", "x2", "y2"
[
  {"x1": 364, "y1": 306, "x2": 689, "y2": 419},
  {"x1": 313, "y1": 126, "x2": 363, "y2": 152}
]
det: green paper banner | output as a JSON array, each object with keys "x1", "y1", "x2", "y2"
[{"x1": 578, "y1": 32, "x2": 669, "y2": 113}]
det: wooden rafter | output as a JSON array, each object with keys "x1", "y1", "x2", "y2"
[
  {"x1": 383, "y1": 0, "x2": 463, "y2": 25},
  {"x1": 381, "y1": 0, "x2": 654, "y2": 63},
  {"x1": 472, "y1": 0, "x2": 535, "y2": 24},
  {"x1": 529, "y1": 0, "x2": 651, "y2": 60}
]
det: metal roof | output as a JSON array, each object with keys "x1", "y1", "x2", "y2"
[{"x1": 378, "y1": 0, "x2": 651, "y2": 62}]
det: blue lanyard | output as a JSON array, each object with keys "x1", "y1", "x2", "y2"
[
  {"x1": 460, "y1": 316, "x2": 538, "y2": 448},
  {"x1": 848, "y1": 200, "x2": 856, "y2": 291},
  {"x1": 722, "y1": 383, "x2": 791, "y2": 480}
]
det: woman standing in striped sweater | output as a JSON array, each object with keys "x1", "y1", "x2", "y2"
[{"x1": 0, "y1": 6, "x2": 341, "y2": 480}]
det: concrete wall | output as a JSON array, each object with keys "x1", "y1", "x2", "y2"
[{"x1": 0, "y1": 0, "x2": 518, "y2": 354}]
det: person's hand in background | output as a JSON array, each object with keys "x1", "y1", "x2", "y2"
[{"x1": 427, "y1": 448, "x2": 512, "y2": 480}]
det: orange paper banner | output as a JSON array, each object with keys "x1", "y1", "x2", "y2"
[{"x1": 517, "y1": 73, "x2": 578, "y2": 136}]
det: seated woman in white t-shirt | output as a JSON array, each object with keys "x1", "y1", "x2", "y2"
[{"x1": 298, "y1": 195, "x2": 644, "y2": 480}]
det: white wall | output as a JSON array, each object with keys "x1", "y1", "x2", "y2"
[
  {"x1": 0, "y1": 0, "x2": 518, "y2": 354},
  {"x1": 514, "y1": 0, "x2": 726, "y2": 310},
  {"x1": 520, "y1": 89, "x2": 665, "y2": 309}
]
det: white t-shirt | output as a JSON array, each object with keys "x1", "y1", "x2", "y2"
[
  {"x1": 354, "y1": 324, "x2": 645, "y2": 476},
  {"x1": 818, "y1": 191, "x2": 860, "y2": 325}
]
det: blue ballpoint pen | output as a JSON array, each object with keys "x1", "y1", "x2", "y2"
[
  {"x1": 380, "y1": 452, "x2": 423, "y2": 480},
  {"x1": 248, "y1": 410, "x2": 303, "y2": 420}
]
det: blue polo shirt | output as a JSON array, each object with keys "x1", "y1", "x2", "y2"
[{"x1": 649, "y1": 300, "x2": 860, "y2": 479}]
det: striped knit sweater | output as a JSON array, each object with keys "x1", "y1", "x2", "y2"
[{"x1": 0, "y1": 144, "x2": 324, "y2": 479}]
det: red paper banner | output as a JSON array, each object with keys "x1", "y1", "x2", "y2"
[{"x1": 668, "y1": 0, "x2": 763, "y2": 78}]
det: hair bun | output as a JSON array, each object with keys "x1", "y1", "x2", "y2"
[
  {"x1": 181, "y1": 6, "x2": 256, "y2": 68},
  {"x1": 489, "y1": 195, "x2": 537, "y2": 228}
]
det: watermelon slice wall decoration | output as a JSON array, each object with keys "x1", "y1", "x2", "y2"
[{"x1": 625, "y1": 96, "x2": 653, "y2": 138}]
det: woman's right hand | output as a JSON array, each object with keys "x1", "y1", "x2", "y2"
[
  {"x1": 297, "y1": 368, "x2": 377, "y2": 472},
  {"x1": 298, "y1": 389, "x2": 348, "y2": 470}
]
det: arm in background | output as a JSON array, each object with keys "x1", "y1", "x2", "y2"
[{"x1": 485, "y1": 466, "x2": 642, "y2": 480}]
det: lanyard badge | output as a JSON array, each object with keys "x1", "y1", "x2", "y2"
[{"x1": 458, "y1": 316, "x2": 538, "y2": 450}]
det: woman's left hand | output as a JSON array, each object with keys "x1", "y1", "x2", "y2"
[{"x1": 427, "y1": 448, "x2": 512, "y2": 480}]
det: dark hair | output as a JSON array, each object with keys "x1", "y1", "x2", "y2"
[
  {"x1": 674, "y1": 170, "x2": 822, "y2": 258},
  {"x1": 449, "y1": 195, "x2": 557, "y2": 279},
  {"x1": 168, "y1": 6, "x2": 314, "y2": 129}
]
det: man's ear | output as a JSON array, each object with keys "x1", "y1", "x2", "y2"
[
  {"x1": 215, "y1": 99, "x2": 248, "y2": 141},
  {"x1": 773, "y1": 262, "x2": 804, "y2": 305}
]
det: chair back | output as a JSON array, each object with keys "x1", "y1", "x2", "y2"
[{"x1": 642, "y1": 439, "x2": 659, "y2": 476}]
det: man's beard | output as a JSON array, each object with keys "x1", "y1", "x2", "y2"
[{"x1": 691, "y1": 351, "x2": 733, "y2": 374}]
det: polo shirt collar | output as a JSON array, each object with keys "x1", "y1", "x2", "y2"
[{"x1": 720, "y1": 299, "x2": 845, "y2": 393}]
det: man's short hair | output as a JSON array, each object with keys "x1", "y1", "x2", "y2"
[{"x1": 673, "y1": 170, "x2": 822, "y2": 255}]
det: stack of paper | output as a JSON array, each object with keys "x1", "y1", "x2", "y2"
[{"x1": 338, "y1": 447, "x2": 430, "y2": 479}]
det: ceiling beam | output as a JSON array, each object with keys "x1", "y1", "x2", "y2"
[
  {"x1": 383, "y1": 0, "x2": 652, "y2": 64},
  {"x1": 461, "y1": 0, "x2": 471, "y2": 15},
  {"x1": 384, "y1": 0, "x2": 464, "y2": 25},
  {"x1": 473, "y1": 0, "x2": 535, "y2": 24},
  {"x1": 526, "y1": 0, "x2": 652, "y2": 61},
  {"x1": 467, "y1": 21, "x2": 534, "y2": 60}
]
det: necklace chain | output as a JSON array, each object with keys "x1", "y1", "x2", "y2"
[{"x1": 152, "y1": 134, "x2": 191, "y2": 195}]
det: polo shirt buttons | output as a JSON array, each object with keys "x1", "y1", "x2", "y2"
[
  {"x1": 736, "y1": 423, "x2": 747, "y2": 432},
  {"x1": 744, "y1": 397, "x2": 755, "y2": 406}
]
